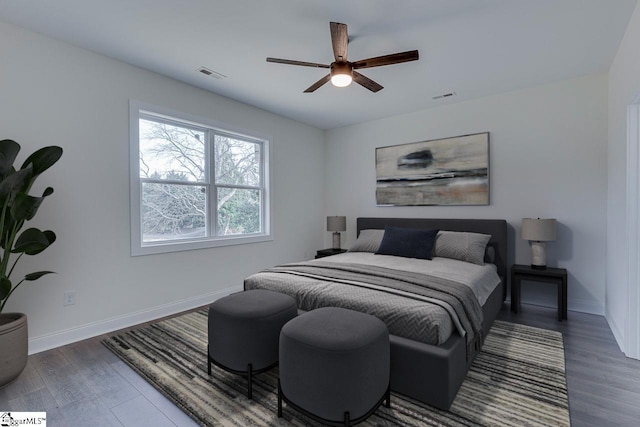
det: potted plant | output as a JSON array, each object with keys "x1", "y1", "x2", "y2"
[{"x1": 0, "y1": 139, "x2": 62, "y2": 388}]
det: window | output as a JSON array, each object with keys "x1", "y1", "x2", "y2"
[{"x1": 130, "y1": 101, "x2": 271, "y2": 255}]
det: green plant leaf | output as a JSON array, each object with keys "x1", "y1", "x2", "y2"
[
  {"x1": 24, "y1": 271, "x2": 54, "y2": 281},
  {"x1": 0, "y1": 277, "x2": 11, "y2": 300},
  {"x1": 10, "y1": 187, "x2": 54, "y2": 222},
  {"x1": 12, "y1": 228, "x2": 52, "y2": 254},
  {"x1": 11, "y1": 193, "x2": 40, "y2": 222},
  {"x1": 0, "y1": 213, "x2": 17, "y2": 250},
  {"x1": 24, "y1": 230, "x2": 56, "y2": 255},
  {"x1": 0, "y1": 165, "x2": 33, "y2": 203},
  {"x1": 21, "y1": 146, "x2": 63, "y2": 176},
  {"x1": 0, "y1": 140, "x2": 20, "y2": 180}
]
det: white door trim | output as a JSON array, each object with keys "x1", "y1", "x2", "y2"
[{"x1": 626, "y1": 95, "x2": 640, "y2": 359}]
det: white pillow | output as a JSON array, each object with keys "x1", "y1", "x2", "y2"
[
  {"x1": 348, "y1": 229, "x2": 385, "y2": 253},
  {"x1": 434, "y1": 231, "x2": 491, "y2": 265}
]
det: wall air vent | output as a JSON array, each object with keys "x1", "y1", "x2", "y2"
[
  {"x1": 198, "y1": 67, "x2": 226, "y2": 79},
  {"x1": 432, "y1": 92, "x2": 456, "y2": 100}
]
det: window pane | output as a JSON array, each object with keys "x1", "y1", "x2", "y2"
[
  {"x1": 139, "y1": 118, "x2": 205, "y2": 182},
  {"x1": 217, "y1": 188, "x2": 261, "y2": 235},
  {"x1": 142, "y1": 182, "x2": 206, "y2": 242},
  {"x1": 215, "y1": 136, "x2": 260, "y2": 186}
]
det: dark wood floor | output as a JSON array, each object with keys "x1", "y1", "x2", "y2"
[
  {"x1": 1, "y1": 303, "x2": 639, "y2": 426},
  {"x1": 497, "y1": 305, "x2": 640, "y2": 427}
]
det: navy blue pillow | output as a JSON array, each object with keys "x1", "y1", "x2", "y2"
[{"x1": 375, "y1": 227, "x2": 439, "y2": 260}]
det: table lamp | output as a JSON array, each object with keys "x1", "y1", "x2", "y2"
[
  {"x1": 522, "y1": 218, "x2": 557, "y2": 269},
  {"x1": 327, "y1": 216, "x2": 346, "y2": 249}
]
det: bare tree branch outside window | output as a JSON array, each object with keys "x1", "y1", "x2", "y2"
[{"x1": 139, "y1": 119, "x2": 262, "y2": 242}]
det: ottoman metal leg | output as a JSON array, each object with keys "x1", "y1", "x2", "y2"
[
  {"x1": 247, "y1": 363, "x2": 253, "y2": 400},
  {"x1": 208, "y1": 354, "x2": 273, "y2": 400},
  {"x1": 278, "y1": 380, "x2": 389, "y2": 426},
  {"x1": 385, "y1": 385, "x2": 391, "y2": 408},
  {"x1": 277, "y1": 379, "x2": 283, "y2": 418}
]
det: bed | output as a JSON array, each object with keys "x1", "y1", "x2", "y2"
[{"x1": 244, "y1": 217, "x2": 507, "y2": 409}]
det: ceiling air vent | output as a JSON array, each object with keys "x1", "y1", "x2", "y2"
[
  {"x1": 198, "y1": 67, "x2": 226, "y2": 79},
  {"x1": 432, "y1": 92, "x2": 456, "y2": 100}
]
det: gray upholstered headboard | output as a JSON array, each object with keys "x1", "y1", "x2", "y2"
[{"x1": 356, "y1": 217, "x2": 508, "y2": 288}]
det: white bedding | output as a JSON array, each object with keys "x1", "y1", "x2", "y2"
[{"x1": 311, "y1": 252, "x2": 500, "y2": 306}]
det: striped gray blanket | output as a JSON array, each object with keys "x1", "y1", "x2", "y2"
[{"x1": 244, "y1": 261, "x2": 484, "y2": 360}]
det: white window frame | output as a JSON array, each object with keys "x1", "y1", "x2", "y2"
[{"x1": 129, "y1": 100, "x2": 272, "y2": 256}]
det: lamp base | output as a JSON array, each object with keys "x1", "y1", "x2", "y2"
[
  {"x1": 332, "y1": 232, "x2": 341, "y2": 250},
  {"x1": 530, "y1": 241, "x2": 547, "y2": 269}
]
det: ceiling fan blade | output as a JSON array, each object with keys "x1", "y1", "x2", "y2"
[
  {"x1": 266, "y1": 57, "x2": 330, "y2": 68},
  {"x1": 304, "y1": 74, "x2": 331, "y2": 93},
  {"x1": 353, "y1": 71, "x2": 383, "y2": 93},
  {"x1": 351, "y1": 50, "x2": 419, "y2": 69},
  {"x1": 330, "y1": 22, "x2": 348, "y2": 62}
]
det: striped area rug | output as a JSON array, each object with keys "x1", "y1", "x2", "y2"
[{"x1": 102, "y1": 311, "x2": 570, "y2": 426}]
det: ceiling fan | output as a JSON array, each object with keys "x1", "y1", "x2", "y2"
[{"x1": 266, "y1": 22, "x2": 419, "y2": 93}]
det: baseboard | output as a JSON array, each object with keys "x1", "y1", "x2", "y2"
[
  {"x1": 28, "y1": 285, "x2": 243, "y2": 355},
  {"x1": 514, "y1": 296, "x2": 603, "y2": 315},
  {"x1": 567, "y1": 298, "x2": 603, "y2": 316}
]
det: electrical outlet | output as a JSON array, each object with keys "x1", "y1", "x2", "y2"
[{"x1": 63, "y1": 291, "x2": 76, "y2": 306}]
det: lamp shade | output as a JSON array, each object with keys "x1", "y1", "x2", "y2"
[
  {"x1": 522, "y1": 218, "x2": 556, "y2": 241},
  {"x1": 327, "y1": 216, "x2": 346, "y2": 232}
]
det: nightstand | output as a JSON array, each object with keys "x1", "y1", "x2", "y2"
[
  {"x1": 315, "y1": 248, "x2": 347, "y2": 259},
  {"x1": 511, "y1": 264, "x2": 568, "y2": 321}
]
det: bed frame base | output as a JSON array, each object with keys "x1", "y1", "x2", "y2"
[
  {"x1": 357, "y1": 217, "x2": 508, "y2": 410},
  {"x1": 389, "y1": 280, "x2": 504, "y2": 409}
]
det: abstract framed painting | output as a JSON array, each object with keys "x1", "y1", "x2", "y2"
[{"x1": 376, "y1": 132, "x2": 489, "y2": 206}]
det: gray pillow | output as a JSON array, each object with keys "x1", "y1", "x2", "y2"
[
  {"x1": 348, "y1": 229, "x2": 385, "y2": 253},
  {"x1": 434, "y1": 231, "x2": 491, "y2": 265}
]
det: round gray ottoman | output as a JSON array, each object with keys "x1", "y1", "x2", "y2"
[
  {"x1": 208, "y1": 289, "x2": 297, "y2": 399},
  {"x1": 278, "y1": 307, "x2": 390, "y2": 426}
]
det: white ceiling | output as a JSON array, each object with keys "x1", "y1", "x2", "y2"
[{"x1": 0, "y1": 0, "x2": 636, "y2": 129}]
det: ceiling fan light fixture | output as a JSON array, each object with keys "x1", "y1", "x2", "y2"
[
  {"x1": 267, "y1": 22, "x2": 418, "y2": 93},
  {"x1": 330, "y1": 62, "x2": 353, "y2": 87},
  {"x1": 331, "y1": 73, "x2": 352, "y2": 87}
]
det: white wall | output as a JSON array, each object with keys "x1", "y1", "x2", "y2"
[
  {"x1": 325, "y1": 73, "x2": 608, "y2": 315},
  {"x1": 0, "y1": 22, "x2": 325, "y2": 353},
  {"x1": 607, "y1": 1, "x2": 640, "y2": 357}
]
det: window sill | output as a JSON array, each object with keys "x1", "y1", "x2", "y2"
[{"x1": 131, "y1": 233, "x2": 273, "y2": 256}]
